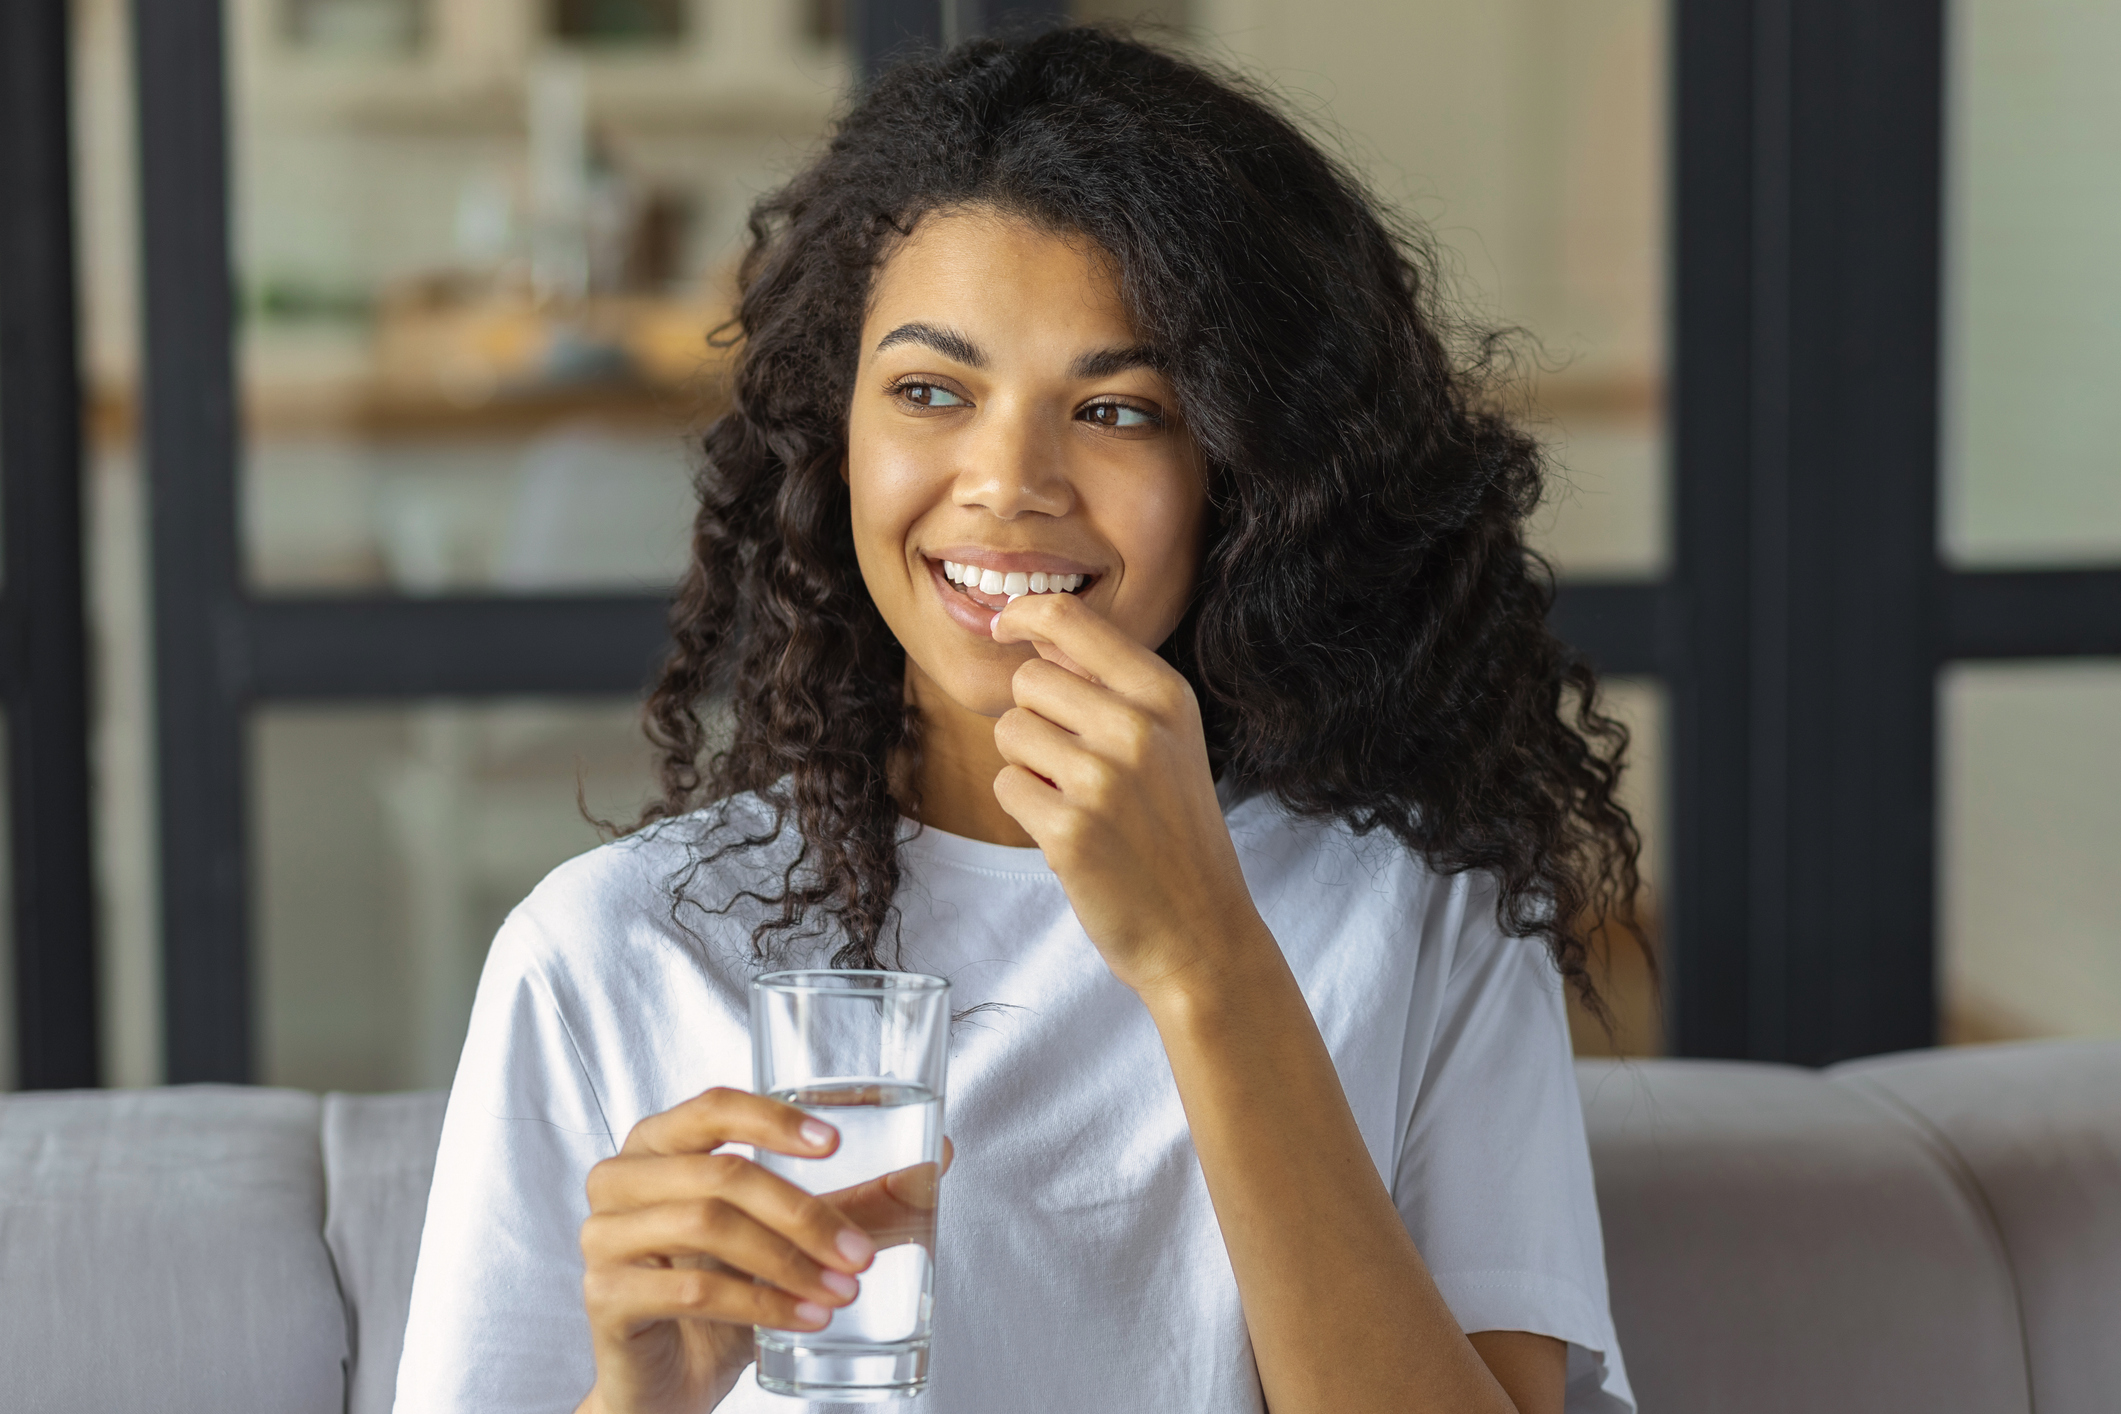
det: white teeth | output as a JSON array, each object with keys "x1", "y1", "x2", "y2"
[{"x1": 941, "y1": 561, "x2": 1088, "y2": 595}]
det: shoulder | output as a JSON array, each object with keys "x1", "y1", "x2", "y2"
[
  {"x1": 1225, "y1": 791, "x2": 1457, "y2": 916},
  {"x1": 458, "y1": 793, "x2": 799, "y2": 1131},
  {"x1": 1230, "y1": 792, "x2": 1557, "y2": 982},
  {"x1": 490, "y1": 791, "x2": 800, "y2": 992}
]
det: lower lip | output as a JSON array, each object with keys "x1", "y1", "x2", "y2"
[
  {"x1": 925, "y1": 560, "x2": 1096, "y2": 637},
  {"x1": 928, "y1": 558, "x2": 1006, "y2": 638}
]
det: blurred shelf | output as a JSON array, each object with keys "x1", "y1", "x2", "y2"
[
  {"x1": 92, "y1": 373, "x2": 728, "y2": 447},
  {"x1": 1528, "y1": 370, "x2": 1662, "y2": 423}
]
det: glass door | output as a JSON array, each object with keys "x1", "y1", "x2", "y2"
[{"x1": 1937, "y1": 0, "x2": 2121, "y2": 1042}]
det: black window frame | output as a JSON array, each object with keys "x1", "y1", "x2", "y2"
[
  {"x1": 8, "y1": 0, "x2": 2120, "y2": 1085},
  {"x1": 1, "y1": 0, "x2": 100, "y2": 1089}
]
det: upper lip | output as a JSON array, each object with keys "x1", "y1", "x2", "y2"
[{"x1": 926, "y1": 547, "x2": 1102, "y2": 578}]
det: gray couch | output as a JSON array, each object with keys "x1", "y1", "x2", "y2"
[{"x1": 2, "y1": 1040, "x2": 2115, "y2": 1413}]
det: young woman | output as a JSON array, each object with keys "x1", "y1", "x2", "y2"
[{"x1": 396, "y1": 26, "x2": 1641, "y2": 1414}]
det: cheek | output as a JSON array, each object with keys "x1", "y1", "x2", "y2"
[
  {"x1": 846, "y1": 420, "x2": 929, "y2": 562},
  {"x1": 1115, "y1": 465, "x2": 1209, "y2": 617},
  {"x1": 846, "y1": 415, "x2": 963, "y2": 633}
]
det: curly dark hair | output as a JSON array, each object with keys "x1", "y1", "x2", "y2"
[{"x1": 638, "y1": 24, "x2": 1645, "y2": 1017}]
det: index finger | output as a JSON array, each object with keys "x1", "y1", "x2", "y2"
[
  {"x1": 990, "y1": 590, "x2": 1166, "y2": 696},
  {"x1": 621, "y1": 1085, "x2": 840, "y2": 1161}
]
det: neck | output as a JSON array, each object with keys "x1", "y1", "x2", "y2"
[{"x1": 899, "y1": 662, "x2": 1038, "y2": 848}]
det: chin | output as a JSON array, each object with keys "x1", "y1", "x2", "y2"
[{"x1": 921, "y1": 655, "x2": 1025, "y2": 721}]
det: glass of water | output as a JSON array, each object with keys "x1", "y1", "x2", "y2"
[{"x1": 751, "y1": 969, "x2": 950, "y2": 1402}]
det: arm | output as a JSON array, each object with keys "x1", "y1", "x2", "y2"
[
  {"x1": 990, "y1": 593, "x2": 1565, "y2": 1414},
  {"x1": 1138, "y1": 899, "x2": 1559, "y2": 1414}
]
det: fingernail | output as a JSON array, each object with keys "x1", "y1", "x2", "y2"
[
  {"x1": 794, "y1": 1301, "x2": 830, "y2": 1327},
  {"x1": 837, "y1": 1228, "x2": 876, "y2": 1265},
  {"x1": 820, "y1": 1270, "x2": 858, "y2": 1301},
  {"x1": 800, "y1": 1120, "x2": 834, "y2": 1149}
]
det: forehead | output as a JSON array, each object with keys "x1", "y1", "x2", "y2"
[{"x1": 864, "y1": 208, "x2": 1137, "y2": 347}]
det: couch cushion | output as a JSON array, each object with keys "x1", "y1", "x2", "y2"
[
  {"x1": 323, "y1": 1090, "x2": 449, "y2": 1414},
  {"x1": 1831, "y1": 1040, "x2": 2121, "y2": 1414},
  {"x1": 0, "y1": 1085, "x2": 347, "y2": 1414},
  {"x1": 1578, "y1": 1059, "x2": 2029, "y2": 1414}
]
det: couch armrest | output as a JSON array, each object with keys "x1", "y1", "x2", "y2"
[
  {"x1": 1578, "y1": 1059, "x2": 2028, "y2": 1414},
  {"x1": 1831, "y1": 1040, "x2": 2121, "y2": 1414},
  {"x1": 323, "y1": 1089, "x2": 450, "y2": 1414}
]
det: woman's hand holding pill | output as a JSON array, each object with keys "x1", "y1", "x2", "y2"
[
  {"x1": 989, "y1": 591, "x2": 1269, "y2": 999},
  {"x1": 574, "y1": 1087, "x2": 948, "y2": 1414}
]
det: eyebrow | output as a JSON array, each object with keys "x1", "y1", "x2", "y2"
[
  {"x1": 874, "y1": 323, "x2": 1164, "y2": 382},
  {"x1": 1070, "y1": 344, "x2": 1163, "y2": 379},
  {"x1": 874, "y1": 322, "x2": 986, "y2": 367}
]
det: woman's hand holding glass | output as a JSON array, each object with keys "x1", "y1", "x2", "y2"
[
  {"x1": 574, "y1": 1087, "x2": 947, "y2": 1414},
  {"x1": 989, "y1": 590, "x2": 1264, "y2": 997}
]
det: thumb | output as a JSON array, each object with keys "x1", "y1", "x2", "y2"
[{"x1": 883, "y1": 1136, "x2": 954, "y2": 1209}]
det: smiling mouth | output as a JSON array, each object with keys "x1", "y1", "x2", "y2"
[{"x1": 934, "y1": 558, "x2": 1096, "y2": 611}]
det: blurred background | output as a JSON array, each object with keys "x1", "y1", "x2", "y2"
[{"x1": 0, "y1": 0, "x2": 2114, "y2": 1094}]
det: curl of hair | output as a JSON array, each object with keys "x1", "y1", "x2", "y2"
[{"x1": 638, "y1": 25, "x2": 1645, "y2": 1016}]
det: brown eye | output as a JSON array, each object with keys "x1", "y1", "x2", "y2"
[
  {"x1": 896, "y1": 381, "x2": 967, "y2": 409},
  {"x1": 1082, "y1": 400, "x2": 1157, "y2": 429}
]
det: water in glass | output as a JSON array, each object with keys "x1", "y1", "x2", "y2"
[{"x1": 755, "y1": 1081, "x2": 943, "y2": 1399}]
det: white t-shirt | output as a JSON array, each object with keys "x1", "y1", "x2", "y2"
[{"x1": 394, "y1": 791, "x2": 1633, "y2": 1413}]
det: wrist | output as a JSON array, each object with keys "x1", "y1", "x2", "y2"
[{"x1": 1130, "y1": 909, "x2": 1287, "y2": 1027}]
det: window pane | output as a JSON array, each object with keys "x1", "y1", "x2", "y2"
[
  {"x1": 1191, "y1": 0, "x2": 1670, "y2": 580},
  {"x1": 1943, "y1": 0, "x2": 2121, "y2": 567},
  {"x1": 225, "y1": 0, "x2": 848, "y2": 594},
  {"x1": 79, "y1": 0, "x2": 163, "y2": 1087},
  {"x1": 252, "y1": 699, "x2": 661, "y2": 1091},
  {"x1": 1941, "y1": 662, "x2": 2121, "y2": 1042}
]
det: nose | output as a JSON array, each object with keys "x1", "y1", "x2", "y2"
[{"x1": 950, "y1": 393, "x2": 1073, "y2": 520}]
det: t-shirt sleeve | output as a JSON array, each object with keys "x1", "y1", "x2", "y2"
[
  {"x1": 1391, "y1": 881, "x2": 1635, "y2": 1414},
  {"x1": 393, "y1": 908, "x2": 617, "y2": 1414}
]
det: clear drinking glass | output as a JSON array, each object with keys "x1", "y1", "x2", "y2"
[{"x1": 751, "y1": 969, "x2": 950, "y2": 1402}]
